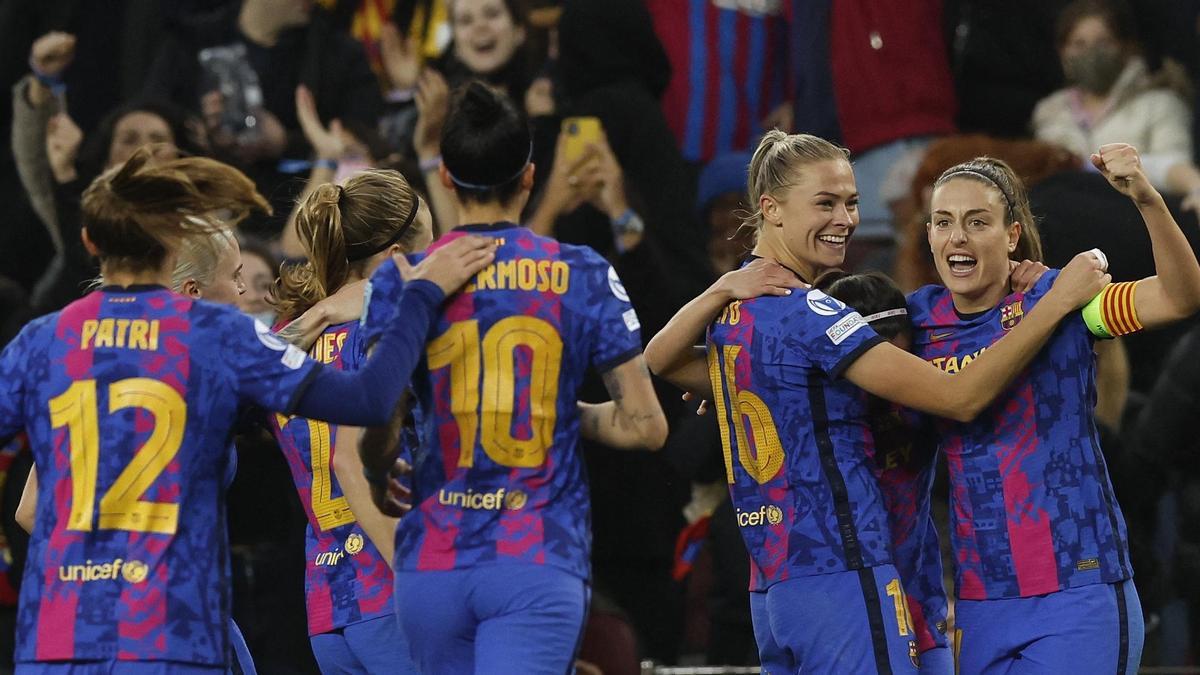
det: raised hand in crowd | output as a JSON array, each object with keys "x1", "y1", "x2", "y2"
[
  {"x1": 27, "y1": 31, "x2": 75, "y2": 106},
  {"x1": 525, "y1": 76, "x2": 555, "y2": 118},
  {"x1": 45, "y1": 113, "x2": 82, "y2": 184},
  {"x1": 380, "y1": 22, "x2": 422, "y2": 94},
  {"x1": 413, "y1": 69, "x2": 450, "y2": 162},
  {"x1": 413, "y1": 68, "x2": 457, "y2": 234},
  {"x1": 529, "y1": 129, "x2": 604, "y2": 235},
  {"x1": 295, "y1": 84, "x2": 346, "y2": 162},
  {"x1": 201, "y1": 90, "x2": 287, "y2": 165}
]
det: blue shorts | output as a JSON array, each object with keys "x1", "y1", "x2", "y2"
[
  {"x1": 750, "y1": 565, "x2": 920, "y2": 674},
  {"x1": 393, "y1": 564, "x2": 589, "y2": 675},
  {"x1": 918, "y1": 645, "x2": 953, "y2": 675},
  {"x1": 17, "y1": 663, "x2": 224, "y2": 675},
  {"x1": 955, "y1": 579, "x2": 1143, "y2": 674},
  {"x1": 310, "y1": 614, "x2": 416, "y2": 674}
]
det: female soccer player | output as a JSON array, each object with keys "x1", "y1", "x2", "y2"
[
  {"x1": 15, "y1": 226, "x2": 260, "y2": 674},
  {"x1": 270, "y1": 169, "x2": 432, "y2": 673},
  {"x1": 357, "y1": 81, "x2": 668, "y2": 674},
  {"x1": 644, "y1": 130, "x2": 1107, "y2": 673},
  {"x1": 0, "y1": 148, "x2": 494, "y2": 673},
  {"x1": 912, "y1": 144, "x2": 1200, "y2": 673}
]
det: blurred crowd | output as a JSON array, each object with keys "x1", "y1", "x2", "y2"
[{"x1": 3, "y1": 0, "x2": 1200, "y2": 671}]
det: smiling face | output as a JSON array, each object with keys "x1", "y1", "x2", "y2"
[
  {"x1": 237, "y1": 250, "x2": 275, "y2": 316},
  {"x1": 759, "y1": 159, "x2": 858, "y2": 280},
  {"x1": 928, "y1": 178, "x2": 1022, "y2": 312},
  {"x1": 450, "y1": 0, "x2": 525, "y2": 76}
]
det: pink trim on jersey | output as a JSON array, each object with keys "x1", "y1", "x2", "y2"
[
  {"x1": 945, "y1": 438, "x2": 985, "y2": 599},
  {"x1": 415, "y1": 501, "x2": 460, "y2": 570},
  {"x1": 308, "y1": 579, "x2": 334, "y2": 635},
  {"x1": 999, "y1": 384, "x2": 1058, "y2": 596}
]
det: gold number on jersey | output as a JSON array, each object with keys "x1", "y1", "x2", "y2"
[
  {"x1": 277, "y1": 413, "x2": 357, "y2": 532},
  {"x1": 428, "y1": 317, "x2": 563, "y2": 469},
  {"x1": 49, "y1": 378, "x2": 185, "y2": 534},
  {"x1": 886, "y1": 578, "x2": 914, "y2": 636},
  {"x1": 708, "y1": 344, "x2": 785, "y2": 484}
]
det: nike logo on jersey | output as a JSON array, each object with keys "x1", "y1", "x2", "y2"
[{"x1": 930, "y1": 331, "x2": 954, "y2": 342}]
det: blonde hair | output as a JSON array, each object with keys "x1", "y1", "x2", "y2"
[
  {"x1": 272, "y1": 169, "x2": 424, "y2": 320},
  {"x1": 81, "y1": 147, "x2": 269, "y2": 273},
  {"x1": 171, "y1": 227, "x2": 237, "y2": 293},
  {"x1": 744, "y1": 130, "x2": 850, "y2": 232}
]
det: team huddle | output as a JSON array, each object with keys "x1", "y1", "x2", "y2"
[{"x1": 2, "y1": 78, "x2": 1199, "y2": 675}]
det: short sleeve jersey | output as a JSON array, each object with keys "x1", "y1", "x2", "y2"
[
  {"x1": 869, "y1": 404, "x2": 948, "y2": 651},
  {"x1": 269, "y1": 320, "x2": 393, "y2": 636},
  {"x1": 0, "y1": 287, "x2": 318, "y2": 665},
  {"x1": 705, "y1": 284, "x2": 889, "y2": 590},
  {"x1": 908, "y1": 271, "x2": 1132, "y2": 600},
  {"x1": 362, "y1": 223, "x2": 642, "y2": 580}
]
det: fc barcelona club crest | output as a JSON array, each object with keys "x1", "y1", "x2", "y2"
[{"x1": 1001, "y1": 300, "x2": 1024, "y2": 331}]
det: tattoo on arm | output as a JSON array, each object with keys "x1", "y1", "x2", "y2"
[
  {"x1": 602, "y1": 369, "x2": 624, "y2": 404},
  {"x1": 274, "y1": 320, "x2": 306, "y2": 347}
]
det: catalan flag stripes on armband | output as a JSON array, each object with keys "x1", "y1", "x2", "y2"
[{"x1": 1082, "y1": 281, "x2": 1142, "y2": 338}]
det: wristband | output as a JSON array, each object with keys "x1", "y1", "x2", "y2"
[
  {"x1": 1081, "y1": 281, "x2": 1142, "y2": 338},
  {"x1": 314, "y1": 158, "x2": 338, "y2": 171},
  {"x1": 611, "y1": 209, "x2": 644, "y2": 235},
  {"x1": 418, "y1": 155, "x2": 442, "y2": 173},
  {"x1": 28, "y1": 59, "x2": 66, "y2": 96}
]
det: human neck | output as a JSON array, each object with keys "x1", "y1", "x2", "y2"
[
  {"x1": 101, "y1": 266, "x2": 172, "y2": 289},
  {"x1": 456, "y1": 202, "x2": 522, "y2": 228},
  {"x1": 752, "y1": 237, "x2": 817, "y2": 283},
  {"x1": 949, "y1": 277, "x2": 1010, "y2": 314},
  {"x1": 239, "y1": 2, "x2": 283, "y2": 47}
]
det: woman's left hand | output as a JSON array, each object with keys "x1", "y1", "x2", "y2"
[{"x1": 1091, "y1": 143, "x2": 1159, "y2": 206}]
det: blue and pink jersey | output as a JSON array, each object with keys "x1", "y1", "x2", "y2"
[
  {"x1": 869, "y1": 403, "x2": 948, "y2": 651},
  {"x1": 269, "y1": 320, "x2": 394, "y2": 636},
  {"x1": 0, "y1": 286, "x2": 317, "y2": 665},
  {"x1": 908, "y1": 271, "x2": 1132, "y2": 600},
  {"x1": 705, "y1": 283, "x2": 892, "y2": 590},
  {"x1": 363, "y1": 223, "x2": 643, "y2": 581}
]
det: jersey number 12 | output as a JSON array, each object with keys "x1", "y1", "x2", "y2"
[{"x1": 49, "y1": 378, "x2": 184, "y2": 535}]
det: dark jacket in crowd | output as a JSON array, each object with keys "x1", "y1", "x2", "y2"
[{"x1": 1031, "y1": 170, "x2": 1200, "y2": 393}]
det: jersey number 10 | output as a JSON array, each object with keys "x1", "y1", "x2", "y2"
[
  {"x1": 708, "y1": 344, "x2": 785, "y2": 484},
  {"x1": 49, "y1": 378, "x2": 184, "y2": 535},
  {"x1": 428, "y1": 316, "x2": 563, "y2": 469}
]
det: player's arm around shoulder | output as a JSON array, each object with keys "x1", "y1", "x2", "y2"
[{"x1": 645, "y1": 259, "x2": 804, "y2": 397}]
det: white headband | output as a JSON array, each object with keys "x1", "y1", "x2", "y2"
[{"x1": 862, "y1": 308, "x2": 908, "y2": 323}]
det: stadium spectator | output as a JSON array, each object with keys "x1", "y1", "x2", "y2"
[
  {"x1": 1032, "y1": 0, "x2": 1200, "y2": 206},
  {"x1": 141, "y1": 0, "x2": 384, "y2": 235}
]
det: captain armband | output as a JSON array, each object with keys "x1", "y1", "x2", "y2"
[{"x1": 1081, "y1": 281, "x2": 1143, "y2": 338}]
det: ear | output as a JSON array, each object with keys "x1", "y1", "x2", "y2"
[
  {"x1": 521, "y1": 163, "x2": 536, "y2": 191},
  {"x1": 760, "y1": 194, "x2": 782, "y2": 227},
  {"x1": 925, "y1": 221, "x2": 934, "y2": 249},
  {"x1": 181, "y1": 279, "x2": 202, "y2": 298},
  {"x1": 438, "y1": 164, "x2": 454, "y2": 190},
  {"x1": 80, "y1": 227, "x2": 100, "y2": 257},
  {"x1": 1007, "y1": 221, "x2": 1023, "y2": 255}
]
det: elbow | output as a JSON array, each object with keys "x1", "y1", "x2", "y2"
[
  {"x1": 950, "y1": 399, "x2": 986, "y2": 424},
  {"x1": 642, "y1": 414, "x2": 669, "y2": 450},
  {"x1": 643, "y1": 341, "x2": 667, "y2": 377},
  {"x1": 15, "y1": 507, "x2": 32, "y2": 535}
]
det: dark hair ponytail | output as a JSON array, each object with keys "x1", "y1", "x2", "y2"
[
  {"x1": 440, "y1": 80, "x2": 531, "y2": 206},
  {"x1": 815, "y1": 270, "x2": 911, "y2": 342},
  {"x1": 81, "y1": 147, "x2": 269, "y2": 272}
]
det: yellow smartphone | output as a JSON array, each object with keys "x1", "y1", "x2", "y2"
[{"x1": 561, "y1": 117, "x2": 603, "y2": 163}]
